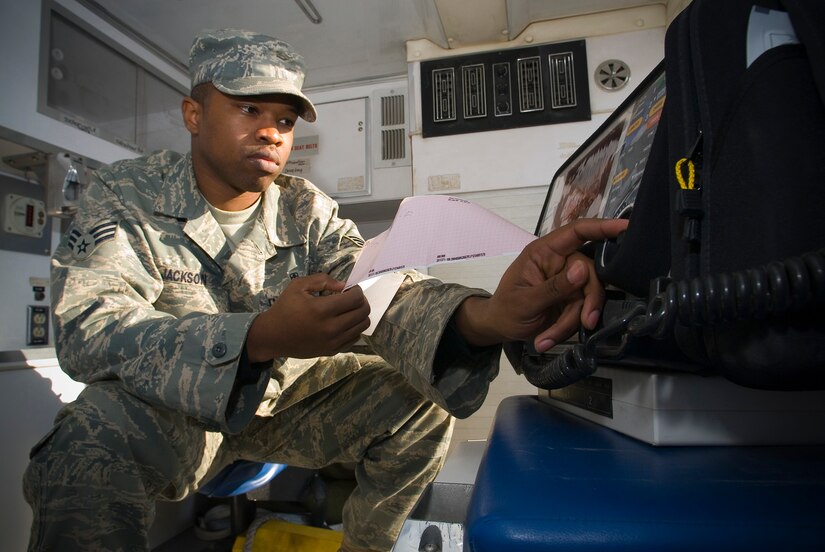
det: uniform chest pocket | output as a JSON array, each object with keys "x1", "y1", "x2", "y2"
[{"x1": 155, "y1": 279, "x2": 228, "y2": 316}]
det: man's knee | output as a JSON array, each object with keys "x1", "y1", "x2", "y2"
[
  {"x1": 23, "y1": 385, "x2": 152, "y2": 551},
  {"x1": 23, "y1": 382, "x2": 209, "y2": 551},
  {"x1": 26, "y1": 382, "x2": 200, "y2": 501}
]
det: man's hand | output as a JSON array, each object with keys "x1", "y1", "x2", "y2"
[
  {"x1": 454, "y1": 217, "x2": 628, "y2": 353},
  {"x1": 246, "y1": 273, "x2": 370, "y2": 362}
]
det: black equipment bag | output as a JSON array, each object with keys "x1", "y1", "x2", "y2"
[{"x1": 507, "y1": 0, "x2": 825, "y2": 391}]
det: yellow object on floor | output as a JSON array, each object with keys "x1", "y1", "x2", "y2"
[{"x1": 232, "y1": 519, "x2": 343, "y2": 552}]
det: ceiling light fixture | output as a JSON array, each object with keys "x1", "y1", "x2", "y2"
[{"x1": 294, "y1": 0, "x2": 322, "y2": 24}]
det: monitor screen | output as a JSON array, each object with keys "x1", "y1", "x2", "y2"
[{"x1": 536, "y1": 62, "x2": 665, "y2": 237}]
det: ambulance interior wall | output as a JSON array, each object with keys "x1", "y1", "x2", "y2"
[{"x1": 0, "y1": 1, "x2": 195, "y2": 548}]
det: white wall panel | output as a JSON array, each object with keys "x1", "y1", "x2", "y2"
[
  {"x1": 303, "y1": 78, "x2": 414, "y2": 208},
  {"x1": 410, "y1": 28, "x2": 665, "y2": 196}
]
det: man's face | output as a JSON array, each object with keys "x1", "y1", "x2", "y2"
[{"x1": 184, "y1": 86, "x2": 299, "y2": 208}]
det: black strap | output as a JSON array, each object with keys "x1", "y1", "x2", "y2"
[{"x1": 779, "y1": 0, "x2": 825, "y2": 106}]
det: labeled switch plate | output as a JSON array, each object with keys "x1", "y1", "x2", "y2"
[{"x1": 428, "y1": 174, "x2": 461, "y2": 192}]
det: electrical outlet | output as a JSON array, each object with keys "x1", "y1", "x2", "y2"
[
  {"x1": 492, "y1": 61, "x2": 513, "y2": 117},
  {"x1": 27, "y1": 305, "x2": 49, "y2": 346}
]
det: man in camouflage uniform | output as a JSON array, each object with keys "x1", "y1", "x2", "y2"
[{"x1": 23, "y1": 29, "x2": 627, "y2": 551}]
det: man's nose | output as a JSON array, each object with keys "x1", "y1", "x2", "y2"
[{"x1": 257, "y1": 126, "x2": 283, "y2": 145}]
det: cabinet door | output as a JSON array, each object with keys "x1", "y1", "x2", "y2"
[{"x1": 286, "y1": 97, "x2": 369, "y2": 198}]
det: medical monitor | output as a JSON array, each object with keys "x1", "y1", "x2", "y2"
[{"x1": 536, "y1": 61, "x2": 665, "y2": 237}]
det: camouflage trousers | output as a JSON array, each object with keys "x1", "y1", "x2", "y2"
[{"x1": 23, "y1": 354, "x2": 454, "y2": 552}]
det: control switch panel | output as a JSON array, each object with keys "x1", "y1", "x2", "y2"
[{"x1": 4, "y1": 194, "x2": 47, "y2": 238}]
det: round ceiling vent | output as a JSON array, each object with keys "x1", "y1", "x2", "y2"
[{"x1": 595, "y1": 59, "x2": 631, "y2": 91}]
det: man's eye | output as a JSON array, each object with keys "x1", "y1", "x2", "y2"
[
  {"x1": 241, "y1": 105, "x2": 258, "y2": 114},
  {"x1": 280, "y1": 118, "x2": 296, "y2": 129}
]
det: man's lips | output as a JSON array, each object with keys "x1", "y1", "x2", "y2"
[{"x1": 248, "y1": 150, "x2": 281, "y2": 172}]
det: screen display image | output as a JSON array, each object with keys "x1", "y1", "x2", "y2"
[{"x1": 537, "y1": 65, "x2": 666, "y2": 237}]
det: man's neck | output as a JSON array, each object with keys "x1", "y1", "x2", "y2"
[{"x1": 205, "y1": 191, "x2": 263, "y2": 211}]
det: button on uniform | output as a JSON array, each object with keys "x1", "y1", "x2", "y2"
[{"x1": 211, "y1": 342, "x2": 227, "y2": 358}]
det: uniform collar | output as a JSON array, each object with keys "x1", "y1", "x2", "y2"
[
  {"x1": 153, "y1": 153, "x2": 304, "y2": 253},
  {"x1": 152, "y1": 152, "x2": 204, "y2": 221},
  {"x1": 260, "y1": 183, "x2": 305, "y2": 248}
]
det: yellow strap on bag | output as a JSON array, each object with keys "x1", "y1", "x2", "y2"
[
  {"x1": 675, "y1": 157, "x2": 696, "y2": 190},
  {"x1": 232, "y1": 519, "x2": 343, "y2": 552}
]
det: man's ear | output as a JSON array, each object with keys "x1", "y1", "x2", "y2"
[{"x1": 181, "y1": 96, "x2": 201, "y2": 135}]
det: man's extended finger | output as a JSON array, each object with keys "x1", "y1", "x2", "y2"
[{"x1": 538, "y1": 218, "x2": 629, "y2": 257}]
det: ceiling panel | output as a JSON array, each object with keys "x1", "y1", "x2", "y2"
[
  {"x1": 507, "y1": 0, "x2": 666, "y2": 38},
  {"x1": 434, "y1": 0, "x2": 508, "y2": 48},
  {"x1": 88, "y1": 0, "x2": 445, "y2": 88},
  {"x1": 84, "y1": 0, "x2": 667, "y2": 88}
]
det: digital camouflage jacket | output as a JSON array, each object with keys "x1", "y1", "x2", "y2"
[{"x1": 51, "y1": 151, "x2": 501, "y2": 434}]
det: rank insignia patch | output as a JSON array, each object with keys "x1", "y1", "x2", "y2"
[
  {"x1": 68, "y1": 221, "x2": 118, "y2": 260},
  {"x1": 343, "y1": 235, "x2": 365, "y2": 247}
]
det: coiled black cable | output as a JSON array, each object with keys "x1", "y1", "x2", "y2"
[
  {"x1": 512, "y1": 248, "x2": 825, "y2": 389},
  {"x1": 656, "y1": 248, "x2": 825, "y2": 330}
]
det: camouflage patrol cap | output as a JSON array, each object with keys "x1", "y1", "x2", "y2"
[{"x1": 189, "y1": 29, "x2": 317, "y2": 122}]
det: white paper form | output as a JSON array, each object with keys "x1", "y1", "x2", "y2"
[
  {"x1": 357, "y1": 272, "x2": 406, "y2": 336},
  {"x1": 349, "y1": 196, "x2": 536, "y2": 335},
  {"x1": 346, "y1": 195, "x2": 537, "y2": 288}
]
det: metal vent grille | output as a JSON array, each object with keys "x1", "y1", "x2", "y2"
[
  {"x1": 432, "y1": 68, "x2": 457, "y2": 122},
  {"x1": 595, "y1": 59, "x2": 631, "y2": 91},
  {"x1": 549, "y1": 51, "x2": 577, "y2": 109},
  {"x1": 372, "y1": 88, "x2": 411, "y2": 168},
  {"x1": 379, "y1": 94, "x2": 406, "y2": 161},
  {"x1": 381, "y1": 128, "x2": 406, "y2": 161},
  {"x1": 462, "y1": 64, "x2": 487, "y2": 119},
  {"x1": 517, "y1": 56, "x2": 544, "y2": 112},
  {"x1": 380, "y1": 94, "x2": 405, "y2": 126}
]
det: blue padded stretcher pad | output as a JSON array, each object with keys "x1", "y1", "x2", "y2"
[{"x1": 464, "y1": 395, "x2": 825, "y2": 551}]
